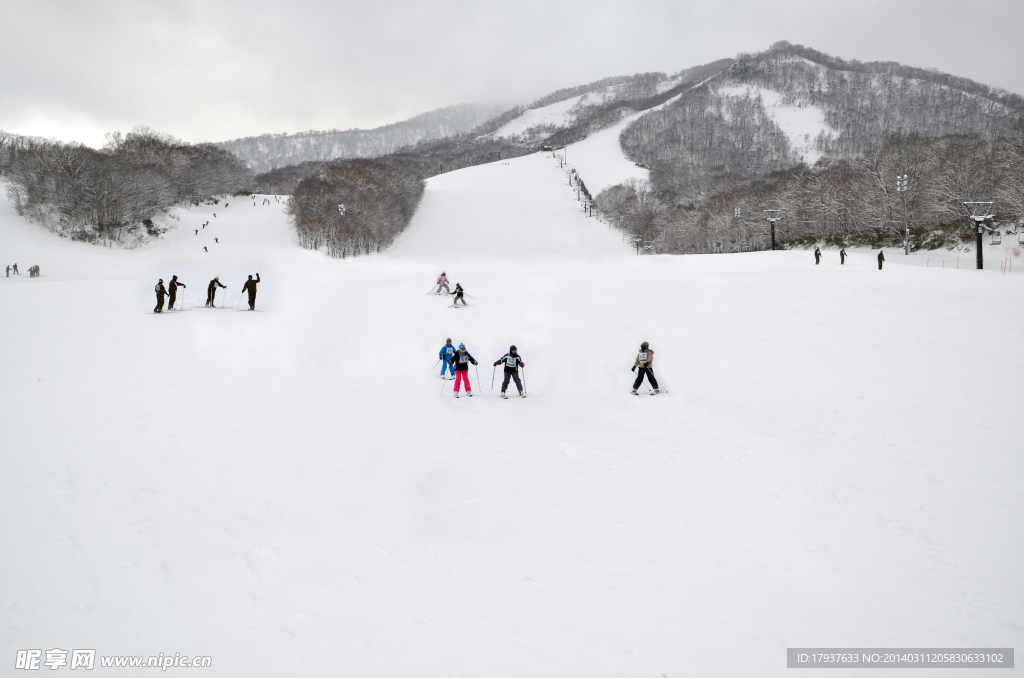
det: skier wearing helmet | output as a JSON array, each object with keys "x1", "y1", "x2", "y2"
[
  {"x1": 451, "y1": 283, "x2": 466, "y2": 306},
  {"x1": 493, "y1": 346, "x2": 526, "y2": 398},
  {"x1": 447, "y1": 343, "x2": 478, "y2": 397},
  {"x1": 435, "y1": 272, "x2": 450, "y2": 295},
  {"x1": 631, "y1": 341, "x2": 659, "y2": 395},
  {"x1": 206, "y1": 276, "x2": 226, "y2": 307},
  {"x1": 438, "y1": 338, "x2": 457, "y2": 379}
]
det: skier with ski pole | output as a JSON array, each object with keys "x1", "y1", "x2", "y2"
[
  {"x1": 450, "y1": 282, "x2": 467, "y2": 306},
  {"x1": 167, "y1": 275, "x2": 186, "y2": 310},
  {"x1": 438, "y1": 338, "x2": 456, "y2": 380},
  {"x1": 447, "y1": 343, "x2": 477, "y2": 397},
  {"x1": 206, "y1": 277, "x2": 226, "y2": 307},
  {"x1": 493, "y1": 345, "x2": 526, "y2": 398},
  {"x1": 434, "y1": 271, "x2": 450, "y2": 295},
  {"x1": 631, "y1": 341, "x2": 659, "y2": 395}
]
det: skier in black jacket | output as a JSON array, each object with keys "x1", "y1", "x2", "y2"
[
  {"x1": 493, "y1": 346, "x2": 526, "y2": 398},
  {"x1": 448, "y1": 343, "x2": 477, "y2": 397},
  {"x1": 450, "y1": 283, "x2": 466, "y2": 306}
]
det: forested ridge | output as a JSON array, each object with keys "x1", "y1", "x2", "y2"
[
  {"x1": 217, "y1": 103, "x2": 507, "y2": 174},
  {"x1": 0, "y1": 128, "x2": 252, "y2": 246},
  {"x1": 597, "y1": 42, "x2": 1024, "y2": 254}
]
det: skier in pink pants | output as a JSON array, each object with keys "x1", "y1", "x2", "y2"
[{"x1": 447, "y1": 343, "x2": 478, "y2": 398}]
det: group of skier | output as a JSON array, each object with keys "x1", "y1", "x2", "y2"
[
  {"x1": 5, "y1": 263, "x2": 37, "y2": 277},
  {"x1": 6, "y1": 263, "x2": 19, "y2": 277},
  {"x1": 434, "y1": 272, "x2": 466, "y2": 306},
  {"x1": 437, "y1": 339, "x2": 526, "y2": 398},
  {"x1": 153, "y1": 273, "x2": 260, "y2": 312},
  {"x1": 432, "y1": 272, "x2": 658, "y2": 398},
  {"x1": 814, "y1": 247, "x2": 885, "y2": 269}
]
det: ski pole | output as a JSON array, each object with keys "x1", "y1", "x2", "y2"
[
  {"x1": 440, "y1": 374, "x2": 448, "y2": 396},
  {"x1": 475, "y1": 364, "x2": 480, "y2": 394},
  {"x1": 491, "y1": 365, "x2": 496, "y2": 389},
  {"x1": 521, "y1": 366, "x2": 526, "y2": 392},
  {"x1": 434, "y1": 358, "x2": 441, "y2": 370}
]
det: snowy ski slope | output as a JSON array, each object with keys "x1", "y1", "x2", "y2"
[{"x1": 1, "y1": 153, "x2": 1022, "y2": 677}]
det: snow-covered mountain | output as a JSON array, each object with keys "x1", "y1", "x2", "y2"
[
  {"x1": 217, "y1": 102, "x2": 508, "y2": 173},
  {"x1": 477, "y1": 60, "x2": 734, "y2": 148},
  {"x1": 620, "y1": 42, "x2": 1024, "y2": 193}
]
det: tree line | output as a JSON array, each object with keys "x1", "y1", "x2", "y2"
[{"x1": 0, "y1": 128, "x2": 252, "y2": 245}]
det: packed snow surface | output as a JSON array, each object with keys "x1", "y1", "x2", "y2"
[
  {"x1": 564, "y1": 111, "x2": 650, "y2": 195},
  {"x1": 1, "y1": 154, "x2": 1022, "y2": 677},
  {"x1": 490, "y1": 87, "x2": 619, "y2": 140},
  {"x1": 720, "y1": 84, "x2": 833, "y2": 164}
]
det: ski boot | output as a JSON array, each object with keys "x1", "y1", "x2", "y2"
[
  {"x1": 454, "y1": 393, "x2": 460, "y2": 398},
  {"x1": 631, "y1": 389, "x2": 638, "y2": 395},
  {"x1": 500, "y1": 392, "x2": 508, "y2": 399},
  {"x1": 651, "y1": 389, "x2": 660, "y2": 395},
  {"x1": 519, "y1": 391, "x2": 527, "y2": 398},
  {"x1": 467, "y1": 392, "x2": 473, "y2": 397}
]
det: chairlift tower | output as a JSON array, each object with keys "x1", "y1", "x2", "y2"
[
  {"x1": 963, "y1": 202, "x2": 995, "y2": 270},
  {"x1": 763, "y1": 209, "x2": 782, "y2": 251}
]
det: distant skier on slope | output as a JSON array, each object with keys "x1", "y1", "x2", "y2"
[
  {"x1": 206, "y1": 276, "x2": 226, "y2": 306},
  {"x1": 450, "y1": 282, "x2": 466, "y2": 306},
  {"x1": 448, "y1": 343, "x2": 477, "y2": 397},
  {"x1": 435, "y1": 272, "x2": 450, "y2": 295},
  {"x1": 494, "y1": 345, "x2": 526, "y2": 398},
  {"x1": 438, "y1": 338, "x2": 457, "y2": 379},
  {"x1": 12, "y1": 263, "x2": 19, "y2": 275},
  {"x1": 877, "y1": 250, "x2": 885, "y2": 270},
  {"x1": 631, "y1": 341, "x2": 659, "y2": 395},
  {"x1": 5, "y1": 265, "x2": 9, "y2": 277},
  {"x1": 167, "y1": 275, "x2": 186, "y2": 310},
  {"x1": 154, "y1": 279, "x2": 168, "y2": 313},
  {"x1": 814, "y1": 247, "x2": 822, "y2": 265},
  {"x1": 840, "y1": 248, "x2": 847, "y2": 265},
  {"x1": 242, "y1": 273, "x2": 260, "y2": 310}
]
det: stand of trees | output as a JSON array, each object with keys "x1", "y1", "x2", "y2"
[
  {"x1": 288, "y1": 159, "x2": 424, "y2": 258},
  {"x1": 597, "y1": 128, "x2": 1024, "y2": 254},
  {"x1": 0, "y1": 128, "x2": 252, "y2": 245}
]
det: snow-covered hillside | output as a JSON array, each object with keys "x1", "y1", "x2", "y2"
[
  {"x1": 719, "y1": 85, "x2": 833, "y2": 164},
  {"x1": 1, "y1": 152, "x2": 1022, "y2": 677},
  {"x1": 489, "y1": 89, "x2": 621, "y2": 140}
]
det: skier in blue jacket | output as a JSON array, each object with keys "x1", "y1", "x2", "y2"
[{"x1": 438, "y1": 338, "x2": 457, "y2": 379}]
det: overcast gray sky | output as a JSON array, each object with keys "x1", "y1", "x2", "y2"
[{"x1": 1, "y1": 0, "x2": 1021, "y2": 147}]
